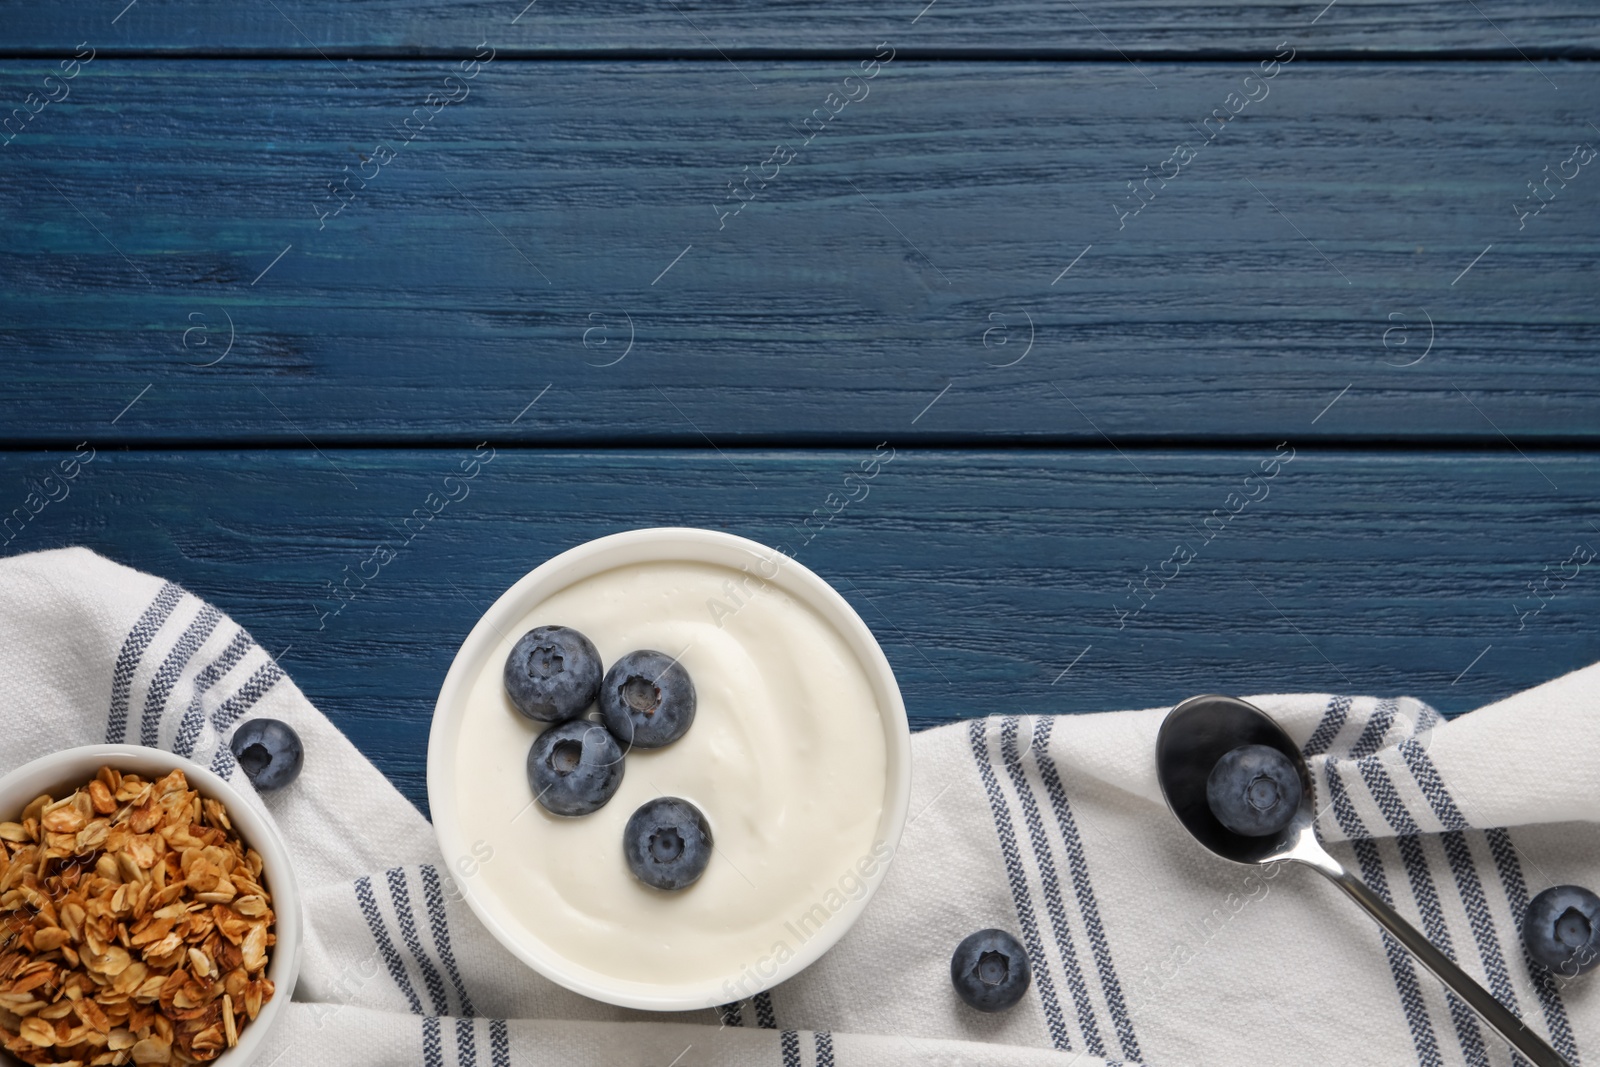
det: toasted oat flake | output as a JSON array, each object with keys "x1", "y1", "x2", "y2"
[{"x1": 0, "y1": 768, "x2": 275, "y2": 1064}]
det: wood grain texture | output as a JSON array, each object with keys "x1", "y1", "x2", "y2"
[
  {"x1": 3, "y1": 0, "x2": 1595, "y2": 56},
  {"x1": 1, "y1": 61, "x2": 1596, "y2": 445},
  {"x1": 4, "y1": 448, "x2": 1595, "y2": 815}
]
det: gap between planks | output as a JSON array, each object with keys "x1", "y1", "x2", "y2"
[
  {"x1": 0, "y1": 438, "x2": 1597, "y2": 454},
  {"x1": 0, "y1": 48, "x2": 1594, "y2": 62}
]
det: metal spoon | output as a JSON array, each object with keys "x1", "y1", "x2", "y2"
[{"x1": 1156, "y1": 694, "x2": 1571, "y2": 1067}]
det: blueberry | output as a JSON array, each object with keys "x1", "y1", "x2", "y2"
[
  {"x1": 599, "y1": 650, "x2": 696, "y2": 749},
  {"x1": 951, "y1": 929, "x2": 1032, "y2": 1012},
  {"x1": 504, "y1": 626, "x2": 602, "y2": 723},
  {"x1": 229, "y1": 718, "x2": 304, "y2": 792},
  {"x1": 527, "y1": 720, "x2": 625, "y2": 817},
  {"x1": 1205, "y1": 743, "x2": 1302, "y2": 837},
  {"x1": 1524, "y1": 885, "x2": 1600, "y2": 977},
  {"x1": 623, "y1": 797, "x2": 712, "y2": 891}
]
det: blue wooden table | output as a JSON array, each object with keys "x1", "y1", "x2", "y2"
[{"x1": 2, "y1": 1, "x2": 1596, "y2": 816}]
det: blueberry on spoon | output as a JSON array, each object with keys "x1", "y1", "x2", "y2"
[
  {"x1": 230, "y1": 718, "x2": 304, "y2": 791},
  {"x1": 623, "y1": 797, "x2": 712, "y2": 891},
  {"x1": 1524, "y1": 885, "x2": 1600, "y2": 977},
  {"x1": 599, "y1": 650, "x2": 696, "y2": 749},
  {"x1": 951, "y1": 929, "x2": 1032, "y2": 1012},
  {"x1": 1206, "y1": 743, "x2": 1302, "y2": 837},
  {"x1": 527, "y1": 720, "x2": 625, "y2": 816},
  {"x1": 504, "y1": 625, "x2": 602, "y2": 723}
]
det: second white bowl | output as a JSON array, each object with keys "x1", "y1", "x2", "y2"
[
  {"x1": 428, "y1": 527, "x2": 912, "y2": 1011},
  {"x1": 0, "y1": 745, "x2": 303, "y2": 1067}
]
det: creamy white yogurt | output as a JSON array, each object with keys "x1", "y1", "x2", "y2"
[{"x1": 453, "y1": 559, "x2": 889, "y2": 988}]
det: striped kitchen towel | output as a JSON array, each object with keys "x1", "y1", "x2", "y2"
[{"x1": 1, "y1": 546, "x2": 1595, "y2": 1066}]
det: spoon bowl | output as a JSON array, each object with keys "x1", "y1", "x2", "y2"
[
  {"x1": 1157, "y1": 694, "x2": 1571, "y2": 1067},
  {"x1": 1155, "y1": 694, "x2": 1315, "y2": 865}
]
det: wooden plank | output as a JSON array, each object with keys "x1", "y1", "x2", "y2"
[
  {"x1": 3, "y1": 0, "x2": 1595, "y2": 57},
  {"x1": 5, "y1": 447, "x2": 1595, "y2": 815},
  {"x1": 2, "y1": 61, "x2": 1596, "y2": 445}
]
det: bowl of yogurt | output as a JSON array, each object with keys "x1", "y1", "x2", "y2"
[{"x1": 427, "y1": 528, "x2": 911, "y2": 1011}]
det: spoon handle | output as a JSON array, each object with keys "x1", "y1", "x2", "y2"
[{"x1": 1314, "y1": 862, "x2": 1571, "y2": 1067}]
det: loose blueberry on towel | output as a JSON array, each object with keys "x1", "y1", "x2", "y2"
[
  {"x1": 230, "y1": 718, "x2": 304, "y2": 791},
  {"x1": 599, "y1": 650, "x2": 696, "y2": 749},
  {"x1": 504, "y1": 625, "x2": 603, "y2": 723},
  {"x1": 527, "y1": 720, "x2": 625, "y2": 816},
  {"x1": 623, "y1": 797, "x2": 712, "y2": 891},
  {"x1": 951, "y1": 929, "x2": 1032, "y2": 1012},
  {"x1": 1524, "y1": 885, "x2": 1600, "y2": 977},
  {"x1": 1205, "y1": 743, "x2": 1302, "y2": 837}
]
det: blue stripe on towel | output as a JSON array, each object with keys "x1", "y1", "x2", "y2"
[
  {"x1": 814, "y1": 1030, "x2": 834, "y2": 1067},
  {"x1": 455, "y1": 1018, "x2": 478, "y2": 1067},
  {"x1": 1397, "y1": 738, "x2": 1579, "y2": 1063},
  {"x1": 1325, "y1": 763, "x2": 1443, "y2": 1067},
  {"x1": 172, "y1": 629, "x2": 252, "y2": 757},
  {"x1": 1303, "y1": 694, "x2": 1351, "y2": 757},
  {"x1": 489, "y1": 1020, "x2": 510, "y2": 1067},
  {"x1": 106, "y1": 581, "x2": 183, "y2": 743},
  {"x1": 421, "y1": 864, "x2": 478, "y2": 1017},
  {"x1": 999, "y1": 717, "x2": 1106, "y2": 1058},
  {"x1": 753, "y1": 991, "x2": 777, "y2": 1029},
  {"x1": 354, "y1": 875, "x2": 424, "y2": 1015},
  {"x1": 140, "y1": 603, "x2": 221, "y2": 747},
  {"x1": 780, "y1": 1029, "x2": 801, "y2": 1067},
  {"x1": 1348, "y1": 698, "x2": 1398, "y2": 759},
  {"x1": 1356, "y1": 758, "x2": 1489, "y2": 1067},
  {"x1": 1381, "y1": 743, "x2": 1530, "y2": 1053},
  {"x1": 1484, "y1": 829, "x2": 1582, "y2": 1063},
  {"x1": 1032, "y1": 716, "x2": 1142, "y2": 1063},
  {"x1": 421, "y1": 1016, "x2": 443, "y2": 1067},
  {"x1": 387, "y1": 867, "x2": 451, "y2": 1015},
  {"x1": 967, "y1": 719, "x2": 1071, "y2": 1051}
]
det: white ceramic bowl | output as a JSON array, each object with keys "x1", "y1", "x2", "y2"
[
  {"x1": 428, "y1": 527, "x2": 912, "y2": 1011},
  {"x1": 0, "y1": 745, "x2": 303, "y2": 1067}
]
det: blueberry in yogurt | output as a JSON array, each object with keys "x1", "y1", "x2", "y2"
[
  {"x1": 504, "y1": 625, "x2": 602, "y2": 723},
  {"x1": 599, "y1": 650, "x2": 696, "y2": 749},
  {"x1": 527, "y1": 720, "x2": 625, "y2": 816},
  {"x1": 1524, "y1": 885, "x2": 1600, "y2": 977},
  {"x1": 623, "y1": 797, "x2": 712, "y2": 891},
  {"x1": 1205, "y1": 743, "x2": 1302, "y2": 837},
  {"x1": 229, "y1": 718, "x2": 304, "y2": 791},
  {"x1": 951, "y1": 929, "x2": 1032, "y2": 1012}
]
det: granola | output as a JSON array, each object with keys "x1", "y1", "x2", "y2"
[{"x1": 0, "y1": 767, "x2": 275, "y2": 1065}]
